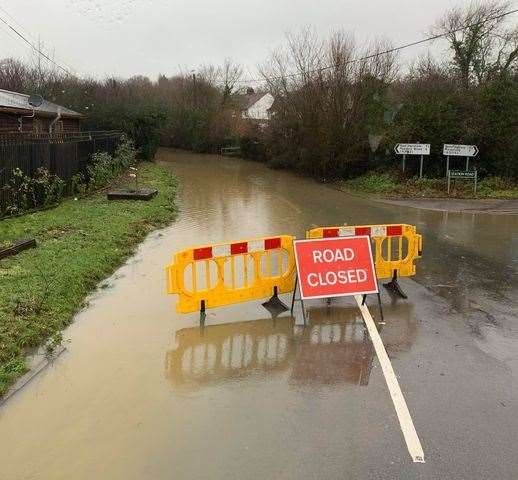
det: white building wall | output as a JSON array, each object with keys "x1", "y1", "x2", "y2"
[{"x1": 243, "y1": 93, "x2": 274, "y2": 121}]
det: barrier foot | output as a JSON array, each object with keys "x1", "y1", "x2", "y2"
[
  {"x1": 262, "y1": 286, "x2": 288, "y2": 318},
  {"x1": 361, "y1": 291, "x2": 385, "y2": 323},
  {"x1": 200, "y1": 300, "x2": 206, "y2": 325},
  {"x1": 383, "y1": 272, "x2": 408, "y2": 299},
  {"x1": 290, "y1": 277, "x2": 307, "y2": 325},
  {"x1": 377, "y1": 291, "x2": 385, "y2": 323},
  {"x1": 290, "y1": 278, "x2": 298, "y2": 315}
]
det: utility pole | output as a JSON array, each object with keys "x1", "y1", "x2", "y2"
[{"x1": 191, "y1": 70, "x2": 196, "y2": 105}]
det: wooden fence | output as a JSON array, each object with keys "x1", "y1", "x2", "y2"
[{"x1": 0, "y1": 131, "x2": 121, "y2": 214}]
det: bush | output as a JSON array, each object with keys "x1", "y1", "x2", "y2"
[
  {"x1": 2, "y1": 167, "x2": 65, "y2": 215},
  {"x1": 115, "y1": 135, "x2": 137, "y2": 168},
  {"x1": 267, "y1": 155, "x2": 291, "y2": 170},
  {"x1": 477, "y1": 176, "x2": 518, "y2": 198},
  {"x1": 31, "y1": 167, "x2": 65, "y2": 206},
  {"x1": 478, "y1": 176, "x2": 513, "y2": 191},
  {"x1": 87, "y1": 152, "x2": 115, "y2": 189},
  {"x1": 405, "y1": 177, "x2": 446, "y2": 197},
  {"x1": 241, "y1": 136, "x2": 266, "y2": 161},
  {"x1": 129, "y1": 107, "x2": 167, "y2": 160},
  {"x1": 86, "y1": 136, "x2": 138, "y2": 190},
  {"x1": 345, "y1": 172, "x2": 398, "y2": 194},
  {"x1": 1, "y1": 138, "x2": 138, "y2": 217},
  {"x1": 71, "y1": 172, "x2": 87, "y2": 195}
]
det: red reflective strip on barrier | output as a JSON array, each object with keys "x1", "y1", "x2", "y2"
[
  {"x1": 231, "y1": 242, "x2": 248, "y2": 255},
  {"x1": 193, "y1": 247, "x2": 212, "y2": 260},
  {"x1": 355, "y1": 227, "x2": 371, "y2": 236},
  {"x1": 264, "y1": 237, "x2": 281, "y2": 250},
  {"x1": 323, "y1": 228, "x2": 339, "y2": 237},
  {"x1": 387, "y1": 225, "x2": 403, "y2": 236}
]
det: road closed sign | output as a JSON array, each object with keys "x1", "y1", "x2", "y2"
[{"x1": 293, "y1": 236, "x2": 378, "y2": 300}]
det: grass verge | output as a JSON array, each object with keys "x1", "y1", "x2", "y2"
[
  {"x1": 0, "y1": 162, "x2": 178, "y2": 396},
  {"x1": 341, "y1": 172, "x2": 518, "y2": 199}
]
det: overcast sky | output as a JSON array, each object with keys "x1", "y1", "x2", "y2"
[{"x1": 0, "y1": 0, "x2": 496, "y2": 81}]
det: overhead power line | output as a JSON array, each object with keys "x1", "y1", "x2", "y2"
[
  {"x1": 222, "y1": 6, "x2": 518, "y2": 85},
  {"x1": 0, "y1": 4, "x2": 38, "y2": 41},
  {"x1": 0, "y1": 11, "x2": 75, "y2": 76}
]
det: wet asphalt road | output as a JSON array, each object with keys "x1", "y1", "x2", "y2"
[{"x1": 0, "y1": 149, "x2": 517, "y2": 479}]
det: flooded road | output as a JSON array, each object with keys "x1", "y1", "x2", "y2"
[{"x1": 1, "y1": 149, "x2": 517, "y2": 479}]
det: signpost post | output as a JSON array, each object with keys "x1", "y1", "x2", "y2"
[
  {"x1": 447, "y1": 169, "x2": 477, "y2": 194},
  {"x1": 443, "y1": 144, "x2": 478, "y2": 175},
  {"x1": 443, "y1": 144, "x2": 479, "y2": 195},
  {"x1": 394, "y1": 144, "x2": 430, "y2": 178}
]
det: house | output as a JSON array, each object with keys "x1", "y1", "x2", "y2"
[
  {"x1": 237, "y1": 88, "x2": 275, "y2": 122},
  {"x1": 0, "y1": 88, "x2": 83, "y2": 134}
]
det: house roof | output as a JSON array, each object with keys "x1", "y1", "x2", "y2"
[
  {"x1": 234, "y1": 92, "x2": 269, "y2": 111},
  {"x1": 0, "y1": 89, "x2": 83, "y2": 118}
]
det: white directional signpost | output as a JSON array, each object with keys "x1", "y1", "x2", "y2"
[
  {"x1": 443, "y1": 144, "x2": 479, "y2": 174},
  {"x1": 394, "y1": 143, "x2": 430, "y2": 178},
  {"x1": 443, "y1": 144, "x2": 479, "y2": 195}
]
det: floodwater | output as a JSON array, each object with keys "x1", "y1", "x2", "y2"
[{"x1": 1, "y1": 149, "x2": 517, "y2": 479}]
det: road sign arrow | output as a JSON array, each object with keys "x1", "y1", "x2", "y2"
[
  {"x1": 443, "y1": 144, "x2": 478, "y2": 157},
  {"x1": 395, "y1": 143, "x2": 430, "y2": 155}
]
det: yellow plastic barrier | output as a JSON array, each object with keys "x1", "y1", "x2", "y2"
[
  {"x1": 167, "y1": 235, "x2": 296, "y2": 313},
  {"x1": 306, "y1": 224, "x2": 422, "y2": 280}
]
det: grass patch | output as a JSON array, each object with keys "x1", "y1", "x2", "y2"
[
  {"x1": 0, "y1": 162, "x2": 178, "y2": 396},
  {"x1": 341, "y1": 172, "x2": 518, "y2": 199}
]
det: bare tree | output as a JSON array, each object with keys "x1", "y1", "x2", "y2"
[
  {"x1": 217, "y1": 58, "x2": 243, "y2": 99},
  {"x1": 198, "y1": 64, "x2": 219, "y2": 87},
  {"x1": 0, "y1": 58, "x2": 29, "y2": 92},
  {"x1": 433, "y1": 1, "x2": 518, "y2": 85}
]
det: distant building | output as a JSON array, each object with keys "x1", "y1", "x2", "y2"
[
  {"x1": 236, "y1": 88, "x2": 275, "y2": 122},
  {"x1": 0, "y1": 88, "x2": 83, "y2": 134}
]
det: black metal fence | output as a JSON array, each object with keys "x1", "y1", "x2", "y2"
[{"x1": 0, "y1": 131, "x2": 122, "y2": 214}]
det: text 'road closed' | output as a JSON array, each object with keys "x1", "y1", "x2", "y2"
[{"x1": 294, "y1": 236, "x2": 378, "y2": 299}]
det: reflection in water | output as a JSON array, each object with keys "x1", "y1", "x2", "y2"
[
  {"x1": 166, "y1": 318, "x2": 293, "y2": 388},
  {"x1": 0, "y1": 149, "x2": 517, "y2": 480},
  {"x1": 166, "y1": 302, "x2": 416, "y2": 390}
]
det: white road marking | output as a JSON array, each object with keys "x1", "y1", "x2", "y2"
[{"x1": 355, "y1": 295, "x2": 425, "y2": 463}]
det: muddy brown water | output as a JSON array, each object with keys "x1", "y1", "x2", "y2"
[{"x1": 1, "y1": 149, "x2": 517, "y2": 479}]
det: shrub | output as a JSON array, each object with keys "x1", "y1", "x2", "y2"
[
  {"x1": 241, "y1": 136, "x2": 266, "y2": 161},
  {"x1": 267, "y1": 155, "x2": 291, "y2": 170},
  {"x1": 2, "y1": 167, "x2": 65, "y2": 214},
  {"x1": 477, "y1": 176, "x2": 518, "y2": 197},
  {"x1": 86, "y1": 136, "x2": 138, "y2": 190},
  {"x1": 31, "y1": 167, "x2": 65, "y2": 206},
  {"x1": 87, "y1": 152, "x2": 115, "y2": 189},
  {"x1": 405, "y1": 176, "x2": 446, "y2": 197},
  {"x1": 71, "y1": 172, "x2": 87, "y2": 195},
  {"x1": 126, "y1": 107, "x2": 167, "y2": 160},
  {"x1": 3, "y1": 168, "x2": 30, "y2": 213},
  {"x1": 345, "y1": 172, "x2": 398, "y2": 193},
  {"x1": 478, "y1": 176, "x2": 513, "y2": 191},
  {"x1": 115, "y1": 135, "x2": 137, "y2": 169}
]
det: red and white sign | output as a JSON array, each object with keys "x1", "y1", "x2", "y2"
[{"x1": 294, "y1": 236, "x2": 378, "y2": 300}]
